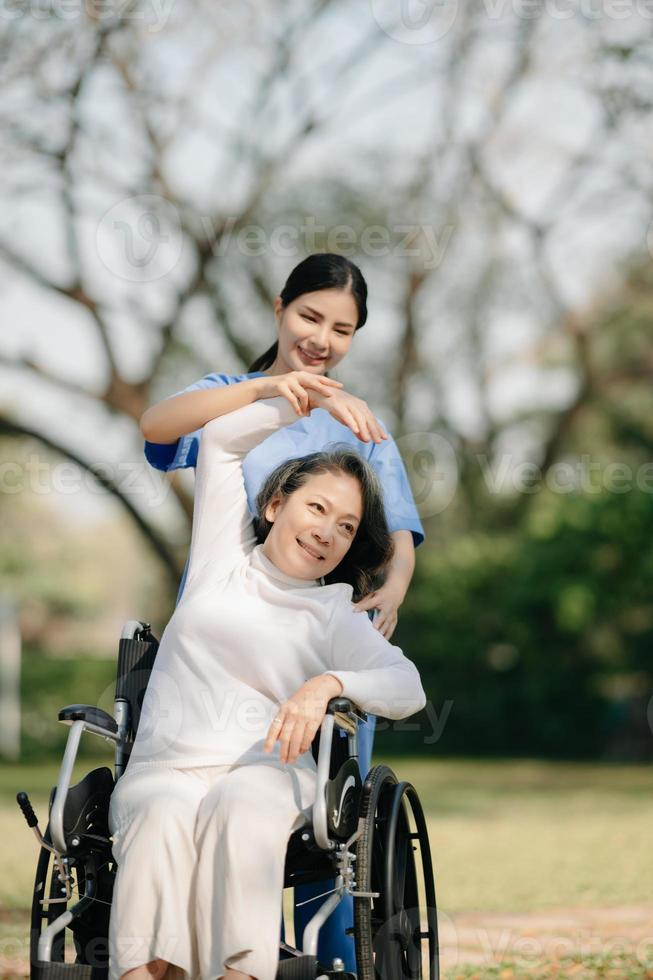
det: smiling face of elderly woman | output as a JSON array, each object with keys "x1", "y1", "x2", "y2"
[{"x1": 260, "y1": 469, "x2": 364, "y2": 580}]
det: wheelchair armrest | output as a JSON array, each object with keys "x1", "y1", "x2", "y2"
[
  {"x1": 326, "y1": 697, "x2": 368, "y2": 735},
  {"x1": 58, "y1": 704, "x2": 118, "y2": 734},
  {"x1": 326, "y1": 696, "x2": 367, "y2": 721}
]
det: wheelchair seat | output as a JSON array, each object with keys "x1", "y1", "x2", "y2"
[{"x1": 17, "y1": 619, "x2": 438, "y2": 980}]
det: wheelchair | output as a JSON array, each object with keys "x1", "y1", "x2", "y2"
[{"x1": 17, "y1": 619, "x2": 439, "y2": 980}]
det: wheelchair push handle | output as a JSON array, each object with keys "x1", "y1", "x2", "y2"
[{"x1": 16, "y1": 790, "x2": 39, "y2": 828}]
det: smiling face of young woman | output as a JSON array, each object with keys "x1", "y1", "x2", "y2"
[
  {"x1": 261, "y1": 469, "x2": 364, "y2": 580},
  {"x1": 264, "y1": 288, "x2": 359, "y2": 376}
]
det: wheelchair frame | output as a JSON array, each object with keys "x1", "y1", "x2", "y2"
[{"x1": 18, "y1": 619, "x2": 438, "y2": 980}]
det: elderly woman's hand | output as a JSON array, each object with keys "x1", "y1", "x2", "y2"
[
  {"x1": 307, "y1": 388, "x2": 388, "y2": 445},
  {"x1": 263, "y1": 674, "x2": 343, "y2": 765}
]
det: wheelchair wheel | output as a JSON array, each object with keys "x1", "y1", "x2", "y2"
[{"x1": 354, "y1": 764, "x2": 438, "y2": 979}]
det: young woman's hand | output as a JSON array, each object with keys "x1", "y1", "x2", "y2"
[
  {"x1": 352, "y1": 581, "x2": 406, "y2": 639},
  {"x1": 307, "y1": 388, "x2": 389, "y2": 444},
  {"x1": 258, "y1": 371, "x2": 343, "y2": 417},
  {"x1": 263, "y1": 675, "x2": 343, "y2": 765}
]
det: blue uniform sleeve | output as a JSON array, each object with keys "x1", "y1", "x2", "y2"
[
  {"x1": 368, "y1": 425, "x2": 425, "y2": 548},
  {"x1": 143, "y1": 373, "x2": 232, "y2": 472}
]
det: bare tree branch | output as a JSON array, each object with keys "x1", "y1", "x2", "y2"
[{"x1": 0, "y1": 353, "x2": 96, "y2": 401}]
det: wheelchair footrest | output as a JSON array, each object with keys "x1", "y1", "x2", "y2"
[
  {"x1": 276, "y1": 954, "x2": 318, "y2": 978},
  {"x1": 276, "y1": 954, "x2": 357, "y2": 979},
  {"x1": 32, "y1": 963, "x2": 107, "y2": 980}
]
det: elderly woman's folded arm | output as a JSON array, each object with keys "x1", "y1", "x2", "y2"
[{"x1": 324, "y1": 601, "x2": 427, "y2": 721}]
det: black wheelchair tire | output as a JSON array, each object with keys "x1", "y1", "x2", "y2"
[
  {"x1": 353, "y1": 764, "x2": 439, "y2": 979},
  {"x1": 30, "y1": 841, "x2": 55, "y2": 969}
]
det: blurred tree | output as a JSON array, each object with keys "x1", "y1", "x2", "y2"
[
  {"x1": 0, "y1": 0, "x2": 651, "y2": 593},
  {"x1": 0, "y1": 0, "x2": 417, "y2": 584},
  {"x1": 0, "y1": 435, "x2": 172, "y2": 653}
]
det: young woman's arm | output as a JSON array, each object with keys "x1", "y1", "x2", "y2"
[
  {"x1": 140, "y1": 373, "x2": 342, "y2": 444},
  {"x1": 386, "y1": 530, "x2": 416, "y2": 597},
  {"x1": 353, "y1": 529, "x2": 416, "y2": 637}
]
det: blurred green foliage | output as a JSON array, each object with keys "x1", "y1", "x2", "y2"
[
  {"x1": 20, "y1": 648, "x2": 116, "y2": 762},
  {"x1": 377, "y1": 483, "x2": 653, "y2": 760}
]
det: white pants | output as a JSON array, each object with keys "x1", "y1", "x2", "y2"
[{"x1": 107, "y1": 761, "x2": 318, "y2": 980}]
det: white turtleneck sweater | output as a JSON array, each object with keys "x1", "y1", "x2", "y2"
[{"x1": 126, "y1": 397, "x2": 426, "y2": 774}]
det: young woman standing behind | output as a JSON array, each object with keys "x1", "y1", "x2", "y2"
[{"x1": 140, "y1": 253, "x2": 425, "y2": 973}]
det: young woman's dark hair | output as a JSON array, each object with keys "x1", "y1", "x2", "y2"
[
  {"x1": 253, "y1": 446, "x2": 393, "y2": 601},
  {"x1": 248, "y1": 253, "x2": 368, "y2": 373}
]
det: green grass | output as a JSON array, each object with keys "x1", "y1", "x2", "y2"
[
  {"x1": 2, "y1": 756, "x2": 652, "y2": 978},
  {"x1": 445, "y1": 953, "x2": 653, "y2": 978},
  {"x1": 3, "y1": 754, "x2": 652, "y2": 912},
  {"x1": 387, "y1": 756, "x2": 653, "y2": 913}
]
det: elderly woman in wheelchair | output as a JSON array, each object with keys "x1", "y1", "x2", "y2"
[{"x1": 18, "y1": 387, "x2": 438, "y2": 980}]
